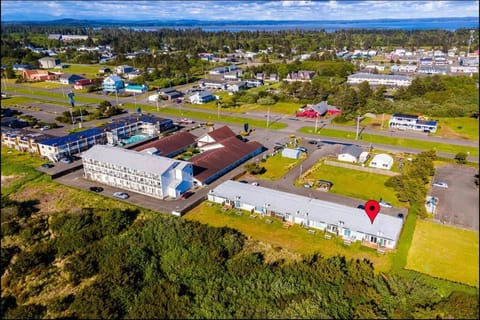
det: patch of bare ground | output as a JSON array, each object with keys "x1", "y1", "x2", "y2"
[
  {"x1": 1, "y1": 174, "x2": 25, "y2": 188},
  {"x1": 10, "y1": 185, "x2": 81, "y2": 214},
  {"x1": 241, "y1": 238, "x2": 302, "y2": 264}
]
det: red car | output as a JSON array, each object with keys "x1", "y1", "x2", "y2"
[{"x1": 181, "y1": 191, "x2": 194, "y2": 199}]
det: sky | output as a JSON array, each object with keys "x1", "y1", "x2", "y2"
[{"x1": 1, "y1": 0, "x2": 479, "y2": 22}]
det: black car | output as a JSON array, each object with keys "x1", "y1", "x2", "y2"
[
  {"x1": 89, "y1": 186, "x2": 104, "y2": 193},
  {"x1": 397, "y1": 213, "x2": 404, "y2": 219},
  {"x1": 308, "y1": 140, "x2": 317, "y2": 145},
  {"x1": 41, "y1": 163, "x2": 54, "y2": 168},
  {"x1": 239, "y1": 180, "x2": 248, "y2": 184}
]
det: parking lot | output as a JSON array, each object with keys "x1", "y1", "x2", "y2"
[{"x1": 429, "y1": 164, "x2": 479, "y2": 231}]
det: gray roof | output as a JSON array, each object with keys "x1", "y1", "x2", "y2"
[
  {"x1": 348, "y1": 73, "x2": 412, "y2": 81},
  {"x1": 210, "y1": 180, "x2": 403, "y2": 241},
  {"x1": 82, "y1": 145, "x2": 190, "y2": 176},
  {"x1": 340, "y1": 145, "x2": 363, "y2": 158}
]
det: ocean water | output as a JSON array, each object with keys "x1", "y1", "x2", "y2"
[{"x1": 130, "y1": 17, "x2": 479, "y2": 32}]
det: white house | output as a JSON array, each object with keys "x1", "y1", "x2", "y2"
[
  {"x1": 189, "y1": 90, "x2": 216, "y2": 104},
  {"x1": 208, "y1": 181, "x2": 404, "y2": 249},
  {"x1": 82, "y1": 145, "x2": 193, "y2": 199},
  {"x1": 337, "y1": 145, "x2": 363, "y2": 163},
  {"x1": 369, "y1": 154, "x2": 394, "y2": 170}
]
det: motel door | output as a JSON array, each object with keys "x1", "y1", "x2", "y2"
[
  {"x1": 378, "y1": 238, "x2": 384, "y2": 247},
  {"x1": 370, "y1": 236, "x2": 377, "y2": 244}
]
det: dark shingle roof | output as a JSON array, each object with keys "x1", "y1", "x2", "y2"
[
  {"x1": 190, "y1": 136, "x2": 263, "y2": 183},
  {"x1": 134, "y1": 131, "x2": 197, "y2": 157}
]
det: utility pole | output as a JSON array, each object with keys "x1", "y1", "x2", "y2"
[
  {"x1": 355, "y1": 116, "x2": 360, "y2": 140},
  {"x1": 156, "y1": 96, "x2": 159, "y2": 112},
  {"x1": 381, "y1": 113, "x2": 385, "y2": 129},
  {"x1": 266, "y1": 106, "x2": 270, "y2": 128},
  {"x1": 315, "y1": 115, "x2": 318, "y2": 133}
]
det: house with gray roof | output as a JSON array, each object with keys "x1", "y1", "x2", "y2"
[
  {"x1": 83, "y1": 144, "x2": 193, "y2": 199},
  {"x1": 208, "y1": 180, "x2": 404, "y2": 249},
  {"x1": 337, "y1": 145, "x2": 364, "y2": 163}
]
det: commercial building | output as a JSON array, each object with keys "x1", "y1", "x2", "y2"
[
  {"x1": 347, "y1": 73, "x2": 412, "y2": 87},
  {"x1": 208, "y1": 180, "x2": 404, "y2": 249},
  {"x1": 83, "y1": 145, "x2": 193, "y2": 199},
  {"x1": 389, "y1": 113, "x2": 438, "y2": 133}
]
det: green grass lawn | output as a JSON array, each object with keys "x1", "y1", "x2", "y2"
[
  {"x1": 298, "y1": 161, "x2": 401, "y2": 206},
  {"x1": 434, "y1": 117, "x2": 479, "y2": 141},
  {"x1": 48, "y1": 63, "x2": 110, "y2": 78},
  {"x1": 299, "y1": 127, "x2": 479, "y2": 156},
  {"x1": 406, "y1": 219, "x2": 479, "y2": 287},
  {"x1": 184, "y1": 201, "x2": 392, "y2": 272},
  {"x1": 256, "y1": 152, "x2": 305, "y2": 180},
  {"x1": 9, "y1": 86, "x2": 103, "y2": 105}
]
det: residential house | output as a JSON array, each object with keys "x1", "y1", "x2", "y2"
[
  {"x1": 74, "y1": 78, "x2": 103, "y2": 90},
  {"x1": 347, "y1": 73, "x2": 412, "y2": 87},
  {"x1": 269, "y1": 74, "x2": 279, "y2": 81},
  {"x1": 417, "y1": 66, "x2": 448, "y2": 75},
  {"x1": 115, "y1": 65, "x2": 134, "y2": 74},
  {"x1": 158, "y1": 88, "x2": 183, "y2": 101},
  {"x1": 22, "y1": 69, "x2": 58, "y2": 81},
  {"x1": 208, "y1": 180, "x2": 404, "y2": 249},
  {"x1": 199, "y1": 79, "x2": 227, "y2": 90},
  {"x1": 59, "y1": 74, "x2": 86, "y2": 85},
  {"x1": 286, "y1": 70, "x2": 315, "y2": 82},
  {"x1": 125, "y1": 83, "x2": 148, "y2": 94},
  {"x1": 296, "y1": 101, "x2": 341, "y2": 118},
  {"x1": 189, "y1": 90, "x2": 216, "y2": 104},
  {"x1": 226, "y1": 81, "x2": 247, "y2": 92},
  {"x1": 83, "y1": 145, "x2": 193, "y2": 199},
  {"x1": 337, "y1": 145, "x2": 364, "y2": 163},
  {"x1": 61, "y1": 35, "x2": 88, "y2": 42},
  {"x1": 102, "y1": 75, "x2": 125, "y2": 93},
  {"x1": 99, "y1": 67, "x2": 111, "y2": 74},
  {"x1": 369, "y1": 154, "x2": 394, "y2": 170},
  {"x1": 450, "y1": 66, "x2": 479, "y2": 74},
  {"x1": 223, "y1": 70, "x2": 243, "y2": 80},
  {"x1": 38, "y1": 57, "x2": 61, "y2": 69},
  {"x1": 389, "y1": 113, "x2": 438, "y2": 133},
  {"x1": 134, "y1": 131, "x2": 197, "y2": 158},
  {"x1": 245, "y1": 79, "x2": 264, "y2": 88},
  {"x1": 12, "y1": 64, "x2": 31, "y2": 71}
]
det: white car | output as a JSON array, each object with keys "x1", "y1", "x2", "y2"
[
  {"x1": 379, "y1": 200, "x2": 393, "y2": 208},
  {"x1": 432, "y1": 181, "x2": 448, "y2": 188},
  {"x1": 113, "y1": 192, "x2": 129, "y2": 199},
  {"x1": 251, "y1": 182, "x2": 259, "y2": 186}
]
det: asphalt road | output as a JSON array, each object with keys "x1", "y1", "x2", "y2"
[
  {"x1": 429, "y1": 164, "x2": 479, "y2": 231},
  {"x1": 4, "y1": 83, "x2": 479, "y2": 163}
]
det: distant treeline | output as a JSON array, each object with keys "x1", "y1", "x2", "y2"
[{"x1": 1, "y1": 24, "x2": 478, "y2": 55}]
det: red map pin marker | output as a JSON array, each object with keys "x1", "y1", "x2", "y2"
[{"x1": 364, "y1": 200, "x2": 380, "y2": 224}]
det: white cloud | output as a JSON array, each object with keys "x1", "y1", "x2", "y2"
[{"x1": 1, "y1": 0, "x2": 478, "y2": 21}]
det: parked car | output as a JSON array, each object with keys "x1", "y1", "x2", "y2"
[
  {"x1": 113, "y1": 192, "x2": 129, "y2": 199},
  {"x1": 181, "y1": 191, "x2": 194, "y2": 199},
  {"x1": 41, "y1": 163, "x2": 54, "y2": 168},
  {"x1": 432, "y1": 181, "x2": 448, "y2": 188},
  {"x1": 357, "y1": 204, "x2": 365, "y2": 209},
  {"x1": 89, "y1": 186, "x2": 104, "y2": 193},
  {"x1": 397, "y1": 213, "x2": 404, "y2": 219},
  {"x1": 379, "y1": 200, "x2": 393, "y2": 208},
  {"x1": 251, "y1": 182, "x2": 259, "y2": 186},
  {"x1": 40, "y1": 126, "x2": 50, "y2": 131},
  {"x1": 60, "y1": 157, "x2": 73, "y2": 164},
  {"x1": 295, "y1": 146, "x2": 308, "y2": 153},
  {"x1": 308, "y1": 140, "x2": 317, "y2": 145},
  {"x1": 274, "y1": 142, "x2": 284, "y2": 147}
]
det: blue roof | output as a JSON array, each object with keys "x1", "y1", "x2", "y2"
[
  {"x1": 417, "y1": 120, "x2": 438, "y2": 126},
  {"x1": 40, "y1": 128, "x2": 103, "y2": 146}
]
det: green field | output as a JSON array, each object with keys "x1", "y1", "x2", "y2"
[
  {"x1": 256, "y1": 152, "x2": 305, "y2": 180},
  {"x1": 298, "y1": 161, "x2": 401, "y2": 206},
  {"x1": 298, "y1": 127, "x2": 479, "y2": 156},
  {"x1": 406, "y1": 219, "x2": 479, "y2": 287},
  {"x1": 434, "y1": 117, "x2": 479, "y2": 141},
  {"x1": 47, "y1": 63, "x2": 110, "y2": 78},
  {"x1": 184, "y1": 202, "x2": 392, "y2": 272}
]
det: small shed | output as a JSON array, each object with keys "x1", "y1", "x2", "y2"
[
  {"x1": 338, "y1": 145, "x2": 363, "y2": 163},
  {"x1": 281, "y1": 148, "x2": 301, "y2": 159},
  {"x1": 317, "y1": 180, "x2": 333, "y2": 192}
]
